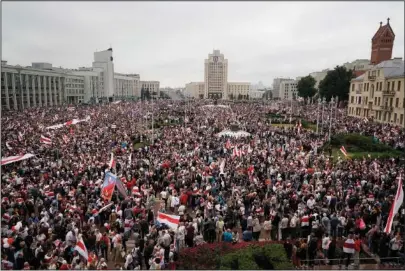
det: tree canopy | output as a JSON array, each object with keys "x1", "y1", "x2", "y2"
[
  {"x1": 297, "y1": 75, "x2": 316, "y2": 99},
  {"x1": 319, "y1": 66, "x2": 354, "y2": 101}
]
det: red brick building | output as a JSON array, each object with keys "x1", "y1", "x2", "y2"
[{"x1": 370, "y1": 18, "x2": 395, "y2": 65}]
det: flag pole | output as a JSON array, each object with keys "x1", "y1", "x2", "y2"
[
  {"x1": 328, "y1": 97, "x2": 334, "y2": 142},
  {"x1": 316, "y1": 98, "x2": 321, "y2": 135}
]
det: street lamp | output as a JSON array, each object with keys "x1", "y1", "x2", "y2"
[
  {"x1": 321, "y1": 97, "x2": 326, "y2": 135},
  {"x1": 316, "y1": 98, "x2": 321, "y2": 135},
  {"x1": 328, "y1": 97, "x2": 335, "y2": 141}
]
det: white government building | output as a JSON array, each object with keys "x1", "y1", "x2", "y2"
[
  {"x1": 1, "y1": 48, "x2": 159, "y2": 110},
  {"x1": 184, "y1": 50, "x2": 262, "y2": 100}
]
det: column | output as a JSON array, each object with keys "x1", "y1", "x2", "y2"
[
  {"x1": 11, "y1": 73, "x2": 17, "y2": 110},
  {"x1": 37, "y1": 76, "x2": 42, "y2": 107},
  {"x1": 53, "y1": 77, "x2": 58, "y2": 105},
  {"x1": 18, "y1": 74, "x2": 24, "y2": 110},
  {"x1": 48, "y1": 76, "x2": 53, "y2": 106},
  {"x1": 4, "y1": 72, "x2": 10, "y2": 110},
  {"x1": 58, "y1": 77, "x2": 63, "y2": 105},
  {"x1": 25, "y1": 74, "x2": 30, "y2": 108},
  {"x1": 62, "y1": 77, "x2": 66, "y2": 104},
  {"x1": 43, "y1": 76, "x2": 48, "y2": 106},
  {"x1": 32, "y1": 75, "x2": 37, "y2": 107}
]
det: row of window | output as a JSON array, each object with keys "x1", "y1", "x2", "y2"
[
  {"x1": 348, "y1": 107, "x2": 404, "y2": 126},
  {"x1": 350, "y1": 95, "x2": 404, "y2": 108},
  {"x1": 352, "y1": 80, "x2": 402, "y2": 92}
]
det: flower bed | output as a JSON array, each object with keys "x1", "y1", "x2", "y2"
[{"x1": 176, "y1": 241, "x2": 294, "y2": 270}]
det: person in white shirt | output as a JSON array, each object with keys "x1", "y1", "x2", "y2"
[
  {"x1": 176, "y1": 223, "x2": 186, "y2": 249},
  {"x1": 307, "y1": 196, "x2": 316, "y2": 210},
  {"x1": 322, "y1": 234, "x2": 331, "y2": 264},
  {"x1": 112, "y1": 233, "x2": 123, "y2": 264},
  {"x1": 178, "y1": 204, "x2": 186, "y2": 216}
]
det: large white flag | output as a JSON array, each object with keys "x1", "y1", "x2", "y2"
[{"x1": 384, "y1": 175, "x2": 404, "y2": 234}]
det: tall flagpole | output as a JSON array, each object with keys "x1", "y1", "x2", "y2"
[
  {"x1": 316, "y1": 98, "x2": 321, "y2": 135},
  {"x1": 328, "y1": 97, "x2": 334, "y2": 141},
  {"x1": 151, "y1": 94, "x2": 154, "y2": 144},
  {"x1": 321, "y1": 97, "x2": 325, "y2": 135}
]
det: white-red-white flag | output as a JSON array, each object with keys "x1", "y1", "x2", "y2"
[
  {"x1": 157, "y1": 212, "x2": 180, "y2": 229},
  {"x1": 74, "y1": 236, "x2": 89, "y2": 260},
  {"x1": 339, "y1": 146, "x2": 348, "y2": 157},
  {"x1": 40, "y1": 135, "x2": 52, "y2": 145},
  {"x1": 1, "y1": 154, "x2": 35, "y2": 166},
  {"x1": 384, "y1": 175, "x2": 404, "y2": 234}
]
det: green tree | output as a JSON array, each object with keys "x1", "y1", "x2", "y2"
[
  {"x1": 297, "y1": 75, "x2": 316, "y2": 100},
  {"x1": 319, "y1": 66, "x2": 354, "y2": 101}
]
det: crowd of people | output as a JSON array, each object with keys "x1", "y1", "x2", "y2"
[{"x1": 1, "y1": 99, "x2": 404, "y2": 270}]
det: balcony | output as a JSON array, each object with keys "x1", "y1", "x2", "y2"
[
  {"x1": 368, "y1": 75, "x2": 376, "y2": 81},
  {"x1": 380, "y1": 105, "x2": 393, "y2": 111},
  {"x1": 355, "y1": 90, "x2": 362, "y2": 94},
  {"x1": 382, "y1": 90, "x2": 395, "y2": 96}
]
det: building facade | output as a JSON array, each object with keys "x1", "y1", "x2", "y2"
[
  {"x1": 347, "y1": 58, "x2": 404, "y2": 127},
  {"x1": 141, "y1": 81, "x2": 160, "y2": 98},
  {"x1": 1, "y1": 62, "x2": 74, "y2": 110},
  {"x1": 279, "y1": 80, "x2": 298, "y2": 100},
  {"x1": 272, "y1": 78, "x2": 294, "y2": 99},
  {"x1": 371, "y1": 19, "x2": 395, "y2": 65},
  {"x1": 249, "y1": 90, "x2": 265, "y2": 100},
  {"x1": 227, "y1": 82, "x2": 251, "y2": 100},
  {"x1": 204, "y1": 50, "x2": 228, "y2": 99},
  {"x1": 114, "y1": 73, "x2": 140, "y2": 99},
  {"x1": 184, "y1": 82, "x2": 205, "y2": 99},
  {"x1": 93, "y1": 48, "x2": 115, "y2": 97}
]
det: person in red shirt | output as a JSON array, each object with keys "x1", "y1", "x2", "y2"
[{"x1": 180, "y1": 192, "x2": 188, "y2": 206}]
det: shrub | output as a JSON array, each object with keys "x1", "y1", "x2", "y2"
[
  {"x1": 329, "y1": 133, "x2": 396, "y2": 153},
  {"x1": 176, "y1": 241, "x2": 293, "y2": 270}
]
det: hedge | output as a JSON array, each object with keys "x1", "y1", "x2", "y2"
[
  {"x1": 176, "y1": 241, "x2": 293, "y2": 270},
  {"x1": 328, "y1": 133, "x2": 398, "y2": 153}
]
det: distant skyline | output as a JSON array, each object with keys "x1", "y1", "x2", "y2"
[{"x1": 2, "y1": 1, "x2": 404, "y2": 87}]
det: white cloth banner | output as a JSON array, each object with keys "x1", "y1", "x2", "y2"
[{"x1": 1, "y1": 154, "x2": 35, "y2": 166}]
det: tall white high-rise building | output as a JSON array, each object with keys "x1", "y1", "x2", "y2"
[
  {"x1": 93, "y1": 48, "x2": 115, "y2": 98},
  {"x1": 204, "y1": 50, "x2": 228, "y2": 99}
]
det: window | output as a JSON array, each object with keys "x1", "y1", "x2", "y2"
[
  {"x1": 398, "y1": 81, "x2": 401, "y2": 91},
  {"x1": 396, "y1": 98, "x2": 399, "y2": 108},
  {"x1": 377, "y1": 70, "x2": 380, "y2": 76},
  {"x1": 391, "y1": 81, "x2": 395, "y2": 91},
  {"x1": 387, "y1": 82, "x2": 390, "y2": 90},
  {"x1": 351, "y1": 96, "x2": 354, "y2": 104},
  {"x1": 352, "y1": 84, "x2": 355, "y2": 92}
]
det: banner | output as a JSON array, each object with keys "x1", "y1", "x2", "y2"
[
  {"x1": 1, "y1": 154, "x2": 35, "y2": 166},
  {"x1": 101, "y1": 172, "x2": 117, "y2": 201}
]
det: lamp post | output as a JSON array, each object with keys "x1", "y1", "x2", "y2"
[
  {"x1": 329, "y1": 97, "x2": 334, "y2": 141},
  {"x1": 321, "y1": 97, "x2": 326, "y2": 135},
  {"x1": 316, "y1": 98, "x2": 321, "y2": 135}
]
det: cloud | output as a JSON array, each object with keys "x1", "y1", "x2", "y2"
[{"x1": 2, "y1": 1, "x2": 404, "y2": 87}]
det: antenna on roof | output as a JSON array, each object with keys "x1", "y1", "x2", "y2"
[
  {"x1": 380, "y1": 21, "x2": 382, "y2": 27},
  {"x1": 387, "y1": 18, "x2": 390, "y2": 24}
]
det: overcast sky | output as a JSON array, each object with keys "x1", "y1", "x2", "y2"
[{"x1": 2, "y1": 1, "x2": 404, "y2": 88}]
